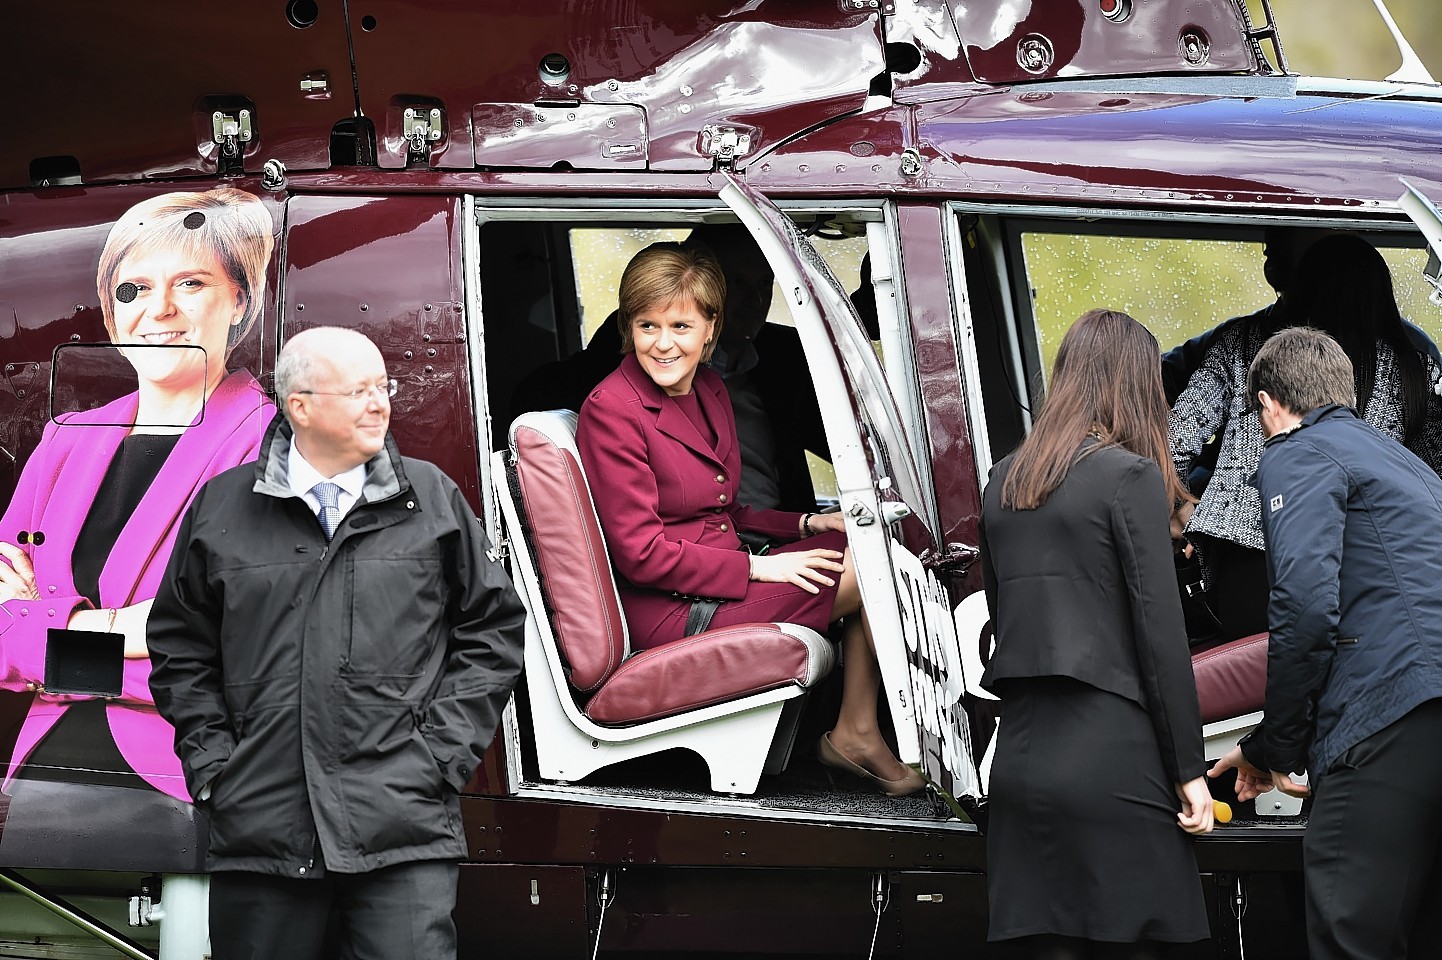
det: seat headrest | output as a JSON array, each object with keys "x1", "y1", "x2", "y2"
[
  {"x1": 509, "y1": 408, "x2": 581, "y2": 455},
  {"x1": 509, "y1": 409, "x2": 629, "y2": 692}
]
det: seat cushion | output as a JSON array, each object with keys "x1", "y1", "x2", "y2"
[
  {"x1": 1191, "y1": 632, "x2": 1268, "y2": 724},
  {"x1": 512, "y1": 413, "x2": 627, "y2": 693},
  {"x1": 585, "y1": 623, "x2": 834, "y2": 726}
]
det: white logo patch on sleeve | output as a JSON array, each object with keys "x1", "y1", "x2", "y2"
[{"x1": 1270, "y1": 494, "x2": 1284, "y2": 512}]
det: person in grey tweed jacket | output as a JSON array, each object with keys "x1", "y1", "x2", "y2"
[{"x1": 1170, "y1": 234, "x2": 1442, "y2": 641}]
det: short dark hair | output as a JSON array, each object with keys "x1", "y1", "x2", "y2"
[
  {"x1": 1248, "y1": 327, "x2": 1356, "y2": 417},
  {"x1": 615, "y1": 242, "x2": 725, "y2": 360}
]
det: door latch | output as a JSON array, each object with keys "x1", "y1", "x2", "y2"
[
  {"x1": 404, "y1": 107, "x2": 443, "y2": 161},
  {"x1": 700, "y1": 125, "x2": 752, "y2": 170},
  {"x1": 211, "y1": 110, "x2": 253, "y2": 159}
]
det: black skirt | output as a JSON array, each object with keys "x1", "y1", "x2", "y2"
[{"x1": 986, "y1": 676, "x2": 1210, "y2": 944}]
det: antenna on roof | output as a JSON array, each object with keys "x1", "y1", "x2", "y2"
[{"x1": 1370, "y1": 0, "x2": 1437, "y2": 85}]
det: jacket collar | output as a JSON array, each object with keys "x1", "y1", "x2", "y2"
[
  {"x1": 617, "y1": 352, "x2": 732, "y2": 467},
  {"x1": 252, "y1": 411, "x2": 410, "y2": 505},
  {"x1": 1262, "y1": 403, "x2": 1354, "y2": 447}
]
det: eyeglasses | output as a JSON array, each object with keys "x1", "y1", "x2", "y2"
[{"x1": 299, "y1": 379, "x2": 398, "y2": 402}]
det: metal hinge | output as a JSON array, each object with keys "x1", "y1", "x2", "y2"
[
  {"x1": 212, "y1": 109, "x2": 253, "y2": 159},
  {"x1": 486, "y1": 535, "x2": 509, "y2": 564},
  {"x1": 899, "y1": 147, "x2": 922, "y2": 178},
  {"x1": 920, "y1": 542, "x2": 980, "y2": 576},
  {"x1": 404, "y1": 106, "x2": 443, "y2": 161},
  {"x1": 700, "y1": 125, "x2": 751, "y2": 170}
]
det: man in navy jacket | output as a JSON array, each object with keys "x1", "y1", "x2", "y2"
[{"x1": 1210, "y1": 327, "x2": 1442, "y2": 960}]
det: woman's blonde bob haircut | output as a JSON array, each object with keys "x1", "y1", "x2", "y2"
[
  {"x1": 96, "y1": 188, "x2": 275, "y2": 360},
  {"x1": 616, "y1": 242, "x2": 726, "y2": 362}
]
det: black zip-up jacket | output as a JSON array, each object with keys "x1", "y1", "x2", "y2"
[{"x1": 148, "y1": 414, "x2": 525, "y2": 877}]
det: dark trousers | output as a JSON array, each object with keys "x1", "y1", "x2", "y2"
[
  {"x1": 210, "y1": 860, "x2": 459, "y2": 960},
  {"x1": 1305, "y1": 698, "x2": 1442, "y2": 960},
  {"x1": 1200, "y1": 538, "x2": 1269, "y2": 641}
]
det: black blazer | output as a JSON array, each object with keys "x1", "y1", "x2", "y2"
[{"x1": 978, "y1": 442, "x2": 1205, "y2": 782}]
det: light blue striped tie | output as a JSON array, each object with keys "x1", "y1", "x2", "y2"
[{"x1": 312, "y1": 482, "x2": 343, "y2": 540}]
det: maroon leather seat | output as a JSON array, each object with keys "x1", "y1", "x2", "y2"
[
  {"x1": 1190, "y1": 632, "x2": 1268, "y2": 724},
  {"x1": 508, "y1": 411, "x2": 834, "y2": 728}
]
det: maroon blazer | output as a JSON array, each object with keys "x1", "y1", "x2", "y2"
[{"x1": 577, "y1": 354, "x2": 803, "y2": 644}]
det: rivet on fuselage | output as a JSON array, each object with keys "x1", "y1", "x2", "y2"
[
  {"x1": 1180, "y1": 29, "x2": 1211, "y2": 66},
  {"x1": 1016, "y1": 34, "x2": 1054, "y2": 75}
]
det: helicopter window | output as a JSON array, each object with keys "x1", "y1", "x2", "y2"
[
  {"x1": 1020, "y1": 234, "x2": 1271, "y2": 381},
  {"x1": 571, "y1": 226, "x2": 702, "y2": 343},
  {"x1": 959, "y1": 216, "x2": 1442, "y2": 470}
]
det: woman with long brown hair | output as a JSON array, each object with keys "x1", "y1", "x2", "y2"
[{"x1": 978, "y1": 310, "x2": 1213, "y2": 958}]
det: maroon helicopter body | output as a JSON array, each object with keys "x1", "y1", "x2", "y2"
[{"x1": 2, "y1": 2, "x2": 1440, "y2": 956}]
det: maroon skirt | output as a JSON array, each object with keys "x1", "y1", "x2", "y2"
[{"x1": 623, "y1": 530, "x2": 847, "y2": 650}]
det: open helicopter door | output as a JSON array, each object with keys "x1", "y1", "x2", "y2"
[
  {"x1": 1398, "y1": 179, "x2": 1442, "y2": 307},
  {"x1": 717, "y1": 174, "x2": 985, "y2": 815}
]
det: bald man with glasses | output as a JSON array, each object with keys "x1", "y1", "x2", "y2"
[{"x1": 148, "y1": 327, "x2": 525, "y2": 959}]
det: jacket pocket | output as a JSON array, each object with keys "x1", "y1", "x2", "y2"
[
  {"x1": 347, "y1": 553, "x2": 444, "y2": 678},
  {"x1": 339, "y1": 701, "x2": 456, "y2": 855},
  {"x1": 217, "y1": 559, "x2": 312, "y2": 682},
  {"x1": 205, "y1": 703, "x2": 309, "y2": 862}
]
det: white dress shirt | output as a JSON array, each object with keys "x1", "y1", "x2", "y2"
[{"x1": 287, "y1": 442, "x2": 367, "y2": 523}]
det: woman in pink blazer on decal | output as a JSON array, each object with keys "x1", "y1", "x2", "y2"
[
  {"x1": 578, "y1": 242, "x2": 924, "y2": 797},
  {"x1": 0, "y1": 188, "x2": 276, "y2": 869}
]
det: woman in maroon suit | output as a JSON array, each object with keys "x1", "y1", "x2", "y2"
[{"x1": 578, "y1": 242, "x2": 923, "y2": 797}]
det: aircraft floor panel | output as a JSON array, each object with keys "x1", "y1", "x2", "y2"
[{"x1": 522, "y1": 749, "x2": 954, "y2": 824}]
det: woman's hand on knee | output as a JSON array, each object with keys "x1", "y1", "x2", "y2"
[{"x1": 750, "y1": 549, "x2": 845, "y2": 594}]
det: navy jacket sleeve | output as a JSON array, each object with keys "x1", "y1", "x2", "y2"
[
  {"x1": 147, "y1": 485, "x2": 236, "y2": 799},
  {"x1": 1110, "y1": 459, "x2": 1207, "y2": 783},
  {"x1": 1257, "y1": 439, "x2": 1347, "y2": 774},
  {"x1": 1404, "y1": 319, "x2": 1442, "y2": 368}
]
